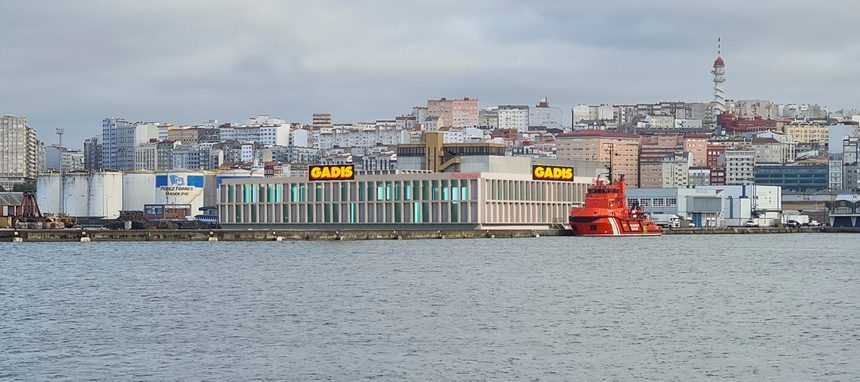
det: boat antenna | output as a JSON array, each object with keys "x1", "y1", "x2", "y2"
[{"x1": 607, "y1": 143, "x2": 613, "y2": 183}]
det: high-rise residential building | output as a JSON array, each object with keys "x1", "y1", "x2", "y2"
[
  {"x1": 724, "y1": 149, "x2": 755, "y2": 185},
  {"x1": 219, "y1": 124, "x2": 289, "y2": 146},
  {"x1": 782, "y1": 122, "x2": 829, "y2": 144},
  {"x1": 173, "y1": 143, "x2": 217, "y2": 170},
  {"x1": 555, "y1": 130, "x2": 641, "y2": 187},
  {"x1": 45, "y1": 145, "x2": 84, "y2": 172},
  {"x1": 497, "y1": 105, "x2": 529, "y2": 132},
  {"x1": 683, "y1": 134, "x2": 708, "y2": 167},
  {"x1": 102, "y1": 117, "x2": 133, "y2": 170},
  {"x1": 167, "y1": 127, "x2": 220, "y2": 145},
  {"x1": 688, "y1": 167, "x2": 711, "y2": 186},
  {"x1": 427, "y1": 97, "x2": 478, "y2": 129},
  {"x1": 752, "y1": 134, "x2": 796, "y2": 164},
  {"x1": 0, "y1": 114, "x2": 41, "y2": 190},
  {"x1": 312, "y1": 113, "x2": 332, "y2": 129},
  {"x1": 133, "y1": 139, "x2": 176, "y2": 171},
  {"x1": 134, "y1": 141, "x2": 159, "y2": 171},
  {"x1": 842, "y1": 136, "x2": 860, "y2": 190},
  {"x1": 571, "y1": 104, "x2": 598, "y2": 125},
  {"x1": 84, "y1": 136, "x2": 103, "y2": 170},
  {"x1": 529, "y1": 98, "x2": 563, "y2": 130},
  {"x1": 827, "y1": 124, "x2": 859, "y2": 190},
  {"x1": 102, "y1": 118, "x2": 158, "y2": 170},
  {"x1": 117, "y1": 123, "x2": 159, "y2": 170},
  {"x1": 478, "y1": 108, "x2": 499, "y2": 130},
  {"x1": 661, "y1": 152, "x2": 691, "y2": 188}
]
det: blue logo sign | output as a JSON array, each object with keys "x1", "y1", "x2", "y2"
[{"x1": 169, "y1": 175, "x2": 185, "y2": 186}]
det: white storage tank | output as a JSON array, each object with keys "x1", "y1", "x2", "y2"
[
  {"x1": 122, "y1": 173, "x2": 156, "y2": 211},
  {"x1": 88, "y1": 172, "x2": 123, "y2": 218},
  {"x1": 64, "y1": 173, "x2": 92, "y2": 217},
  {"x1": 36, "y1": 173, "x2": 61, "y2": 214},
  {"x1": 155, "y1": 172, "x2": 207, "y2": 213},
  {"x1": 36, "y1": 172, "x2": 123, "y2": 218}
]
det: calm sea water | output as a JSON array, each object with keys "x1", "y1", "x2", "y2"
[{"x1": 1, "y1": 234, "x2": 858, "y2": 381}]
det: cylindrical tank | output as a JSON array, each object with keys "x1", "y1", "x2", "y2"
[
  {"x1": 36, "y1": 174, "x2": 61, "y2": 214},
  {"x1": 122, "y1": 173, "x2": 156, "y2": 211},
  {"x1": 155, "y1": 171, "x2": 206, "y2": 213},
  {"x1": 64, "y1": 173, "x2": 91, "y2": 217},
  {"x1": 88, "y1": 172, "x2": 123, "y2": 219}
]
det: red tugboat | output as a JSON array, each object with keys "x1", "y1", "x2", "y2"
[{"x1": 568, "y1": 175, "x2": 663, "y2": 237}]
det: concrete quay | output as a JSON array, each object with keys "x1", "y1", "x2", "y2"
[
  {"x1": 0, "y1": 228, "x2": 566, "y2": 242},
  {"x1": 0, "y1": 226, "x2": 854, "y2": 242}
]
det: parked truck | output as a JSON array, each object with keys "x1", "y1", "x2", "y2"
[
  {"x1": 782, "y1": 214, "x2": 810, "y2": 227},
  {"x1": 649, "y1": 214, "x2": 680, "y2": 228}
]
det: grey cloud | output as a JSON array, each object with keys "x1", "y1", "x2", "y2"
[{"x1": 2, "y1": 0, "x2": 859, "y2": 147}]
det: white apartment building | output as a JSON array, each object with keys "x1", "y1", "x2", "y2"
[
  {"x1": 45, "y1": 145, "x2": 84, "y2": 172},
  {"x1": 571, "y1": 104, "x2": 595, "y2": 124},
  {"x1": 661, "y1": 153, "x2": 691, "y2": 188},
  {"x1": 102, "y1": 118, "x2": 159, "y2": 170},
  {"x1": 134, "y1": 143, "x2": 159, "y2": 171},
  {"x1": 316, "y1": 128, "x2": 409, "y2": 150},
  {"x1": 529, "y1": 99, "x2": 563, "y2": 129},
  {"x1": 498, "y1": 105, "x2": 530, "y2": 132},
  {"x1": 0, "y1": 115, "x2": 41, "y2": 190},
  {"x1": 219, "y1": 125, "x2": 290, "y2": 146},
  {"x1": 724, "y1": 149, "x2": 756, "y2": 185}
]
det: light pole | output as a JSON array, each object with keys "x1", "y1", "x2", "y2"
[{"x1": 57, "y1": 128, "x2": 64, "y2": 215}]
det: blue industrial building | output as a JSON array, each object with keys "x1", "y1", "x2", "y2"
[{"x1": 754, "y1": 165, "x2": 828, "y2": 191}]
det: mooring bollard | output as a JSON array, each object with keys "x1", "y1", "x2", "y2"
[
  {"x1": 80, "y1": 231, "x2": 91, "y2": 243},
  {"x1": 208, "y1": 231, "x2": 219, "y2": 242}
]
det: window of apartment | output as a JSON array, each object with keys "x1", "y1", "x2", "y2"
[{"x1": 666, "y1": 198, "x2": 677, "y2": 206}]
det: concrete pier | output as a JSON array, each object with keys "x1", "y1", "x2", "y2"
[
  {"x1": 0, "y1": 228, "x2": 573, "y2": 242},
  {"x1": 0, "y1": 226, "x2": 849, "y2": 242}
]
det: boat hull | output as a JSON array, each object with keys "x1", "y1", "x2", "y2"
[{"x1": 568, "y1": 216, "x2": 663, "y2": 236}]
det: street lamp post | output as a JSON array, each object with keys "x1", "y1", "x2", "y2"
[{"x1": 57, "y1": 128, "x2": 64, "y2": 215}]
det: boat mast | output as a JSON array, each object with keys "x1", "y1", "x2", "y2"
[{"x1": 607, "y1": 143, "x2": 613, "y2": 183}]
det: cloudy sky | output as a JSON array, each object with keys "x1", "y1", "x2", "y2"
[{"x1": 3, "y1": 0, "x2": 860, "y2": 147}]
